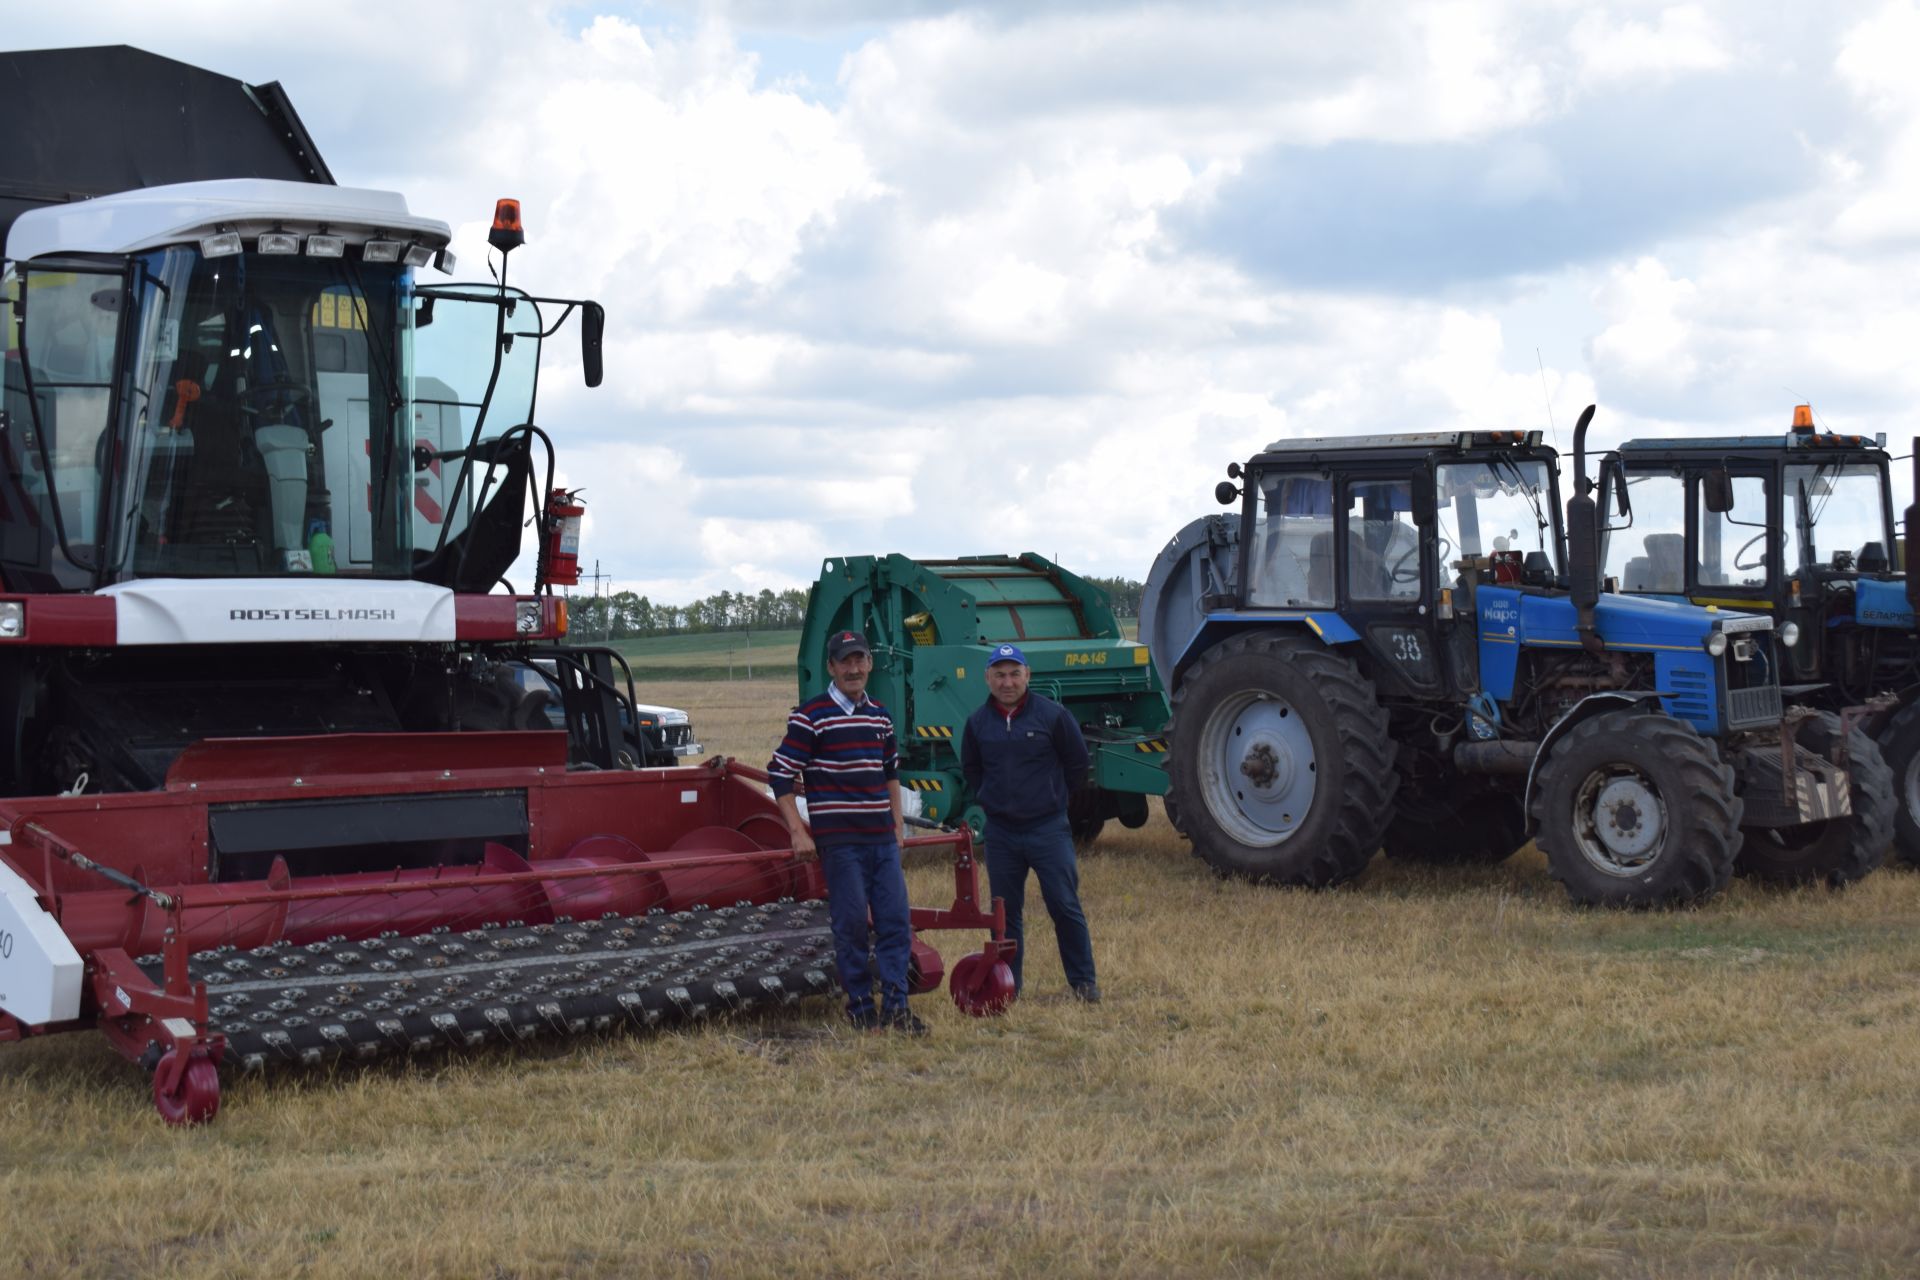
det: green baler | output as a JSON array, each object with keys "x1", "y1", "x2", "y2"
[{"x1": 799, "y1": 554, "x2": 1171, "y2": 842}]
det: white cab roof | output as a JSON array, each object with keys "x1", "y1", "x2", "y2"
[{"x1": 6, "y1": 178, "x2": 451, "y2": 263}]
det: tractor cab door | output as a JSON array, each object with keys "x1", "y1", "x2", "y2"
[{"x1": 1339, "y1": 472, "x2": 1448, "y2": 697}]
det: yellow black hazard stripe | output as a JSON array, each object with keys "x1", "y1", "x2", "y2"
[
  {"x1": 914, "y1": 726, "x2": 955, "y2": 739},
  {"x1": 905, "y1": 778, "x2": 946, "y2": 792},
  {"x1": 1134, "y1": 739, "x2": 1168, "y2": 753}
]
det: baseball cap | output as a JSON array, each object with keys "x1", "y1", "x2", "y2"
[
  {"x1": 987, "y1": 642, "x2": 1027, "y2": 666},
  {"x1": 827, "y1": 629, "x2": 871, "y2": 661}
]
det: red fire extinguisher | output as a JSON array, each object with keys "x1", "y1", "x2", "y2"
[{"x1": 545, "y1": 488, "x2": 584, "y2": 587}]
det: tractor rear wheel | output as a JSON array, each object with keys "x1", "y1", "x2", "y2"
[
  {"x1": 1531, "y1": 711, "x2": 1739, "y2": 907},
  {"x1": 1736, "y1": 712, "x2": 1892, "y2": 886},
  {"x1": 1874, "y1": 700, "x2": 1920, "y2": 869},
  {"x1": 1166, "y1": 633, "x2": 1395, "y2": 886}
]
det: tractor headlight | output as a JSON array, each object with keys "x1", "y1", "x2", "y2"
[
  {"x1": 1777, "y1": 621, "x2": 1801, "y2": 648},
  {"x1": 1705, "y1": 631, "x2": 1728, "y2": 657}
]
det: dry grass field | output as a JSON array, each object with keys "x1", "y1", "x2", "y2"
[{"x1": 3, "y1": 677, "x2": 1919, "y2": 1277}]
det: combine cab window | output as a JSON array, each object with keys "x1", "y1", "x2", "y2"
[
  {"x1": 409, "y1": 286, "x2": 542, "y2": 558},
  {"x1": 1606, "y1": 472, "x2": 1686, "y2": 594},
  {"x1": 97, "y1": 247, "x2": 418, "y2": 580},
  {"x1": 0, "y1": 267, "x2": 126, "y2": 588}
]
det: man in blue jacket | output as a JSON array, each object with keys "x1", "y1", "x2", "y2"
[{"x1": 961, "y1": 643, "x2": 1100, "y2": 1002}]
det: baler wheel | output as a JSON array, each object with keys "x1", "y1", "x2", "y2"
[
  {"x1": 152, "y1": 1049, "x2": 220, "y2": 1127},
  {"x1": 949, "y1": 950, "x2": 1015, "y2": 1017}
]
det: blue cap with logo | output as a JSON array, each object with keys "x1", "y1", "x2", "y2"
[{"x1": 987, "y1": 642, "x2": 1027, "y2": 667}]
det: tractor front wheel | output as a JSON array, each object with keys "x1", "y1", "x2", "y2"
[
  {"x1": 1736, "y1": 712, "x2": 1892, "y2": 887},
  {"x1": 1531, "y1": 711, "x2": 1740, "y2": 907},
  {"x1": 1166, "y1": 633, "x2": 1396, "y2": 886}
]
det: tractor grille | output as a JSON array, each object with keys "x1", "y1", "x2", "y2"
[
  {"x1": 1727, "y1": 684, "x2": 1783, "y2": 728},
  {"x1": 1664, "y1": 668, "x2": 1712, "y2": 725}
]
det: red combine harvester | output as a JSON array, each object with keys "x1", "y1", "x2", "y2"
[{"x1": 0, "y1": 47, "x2": 1015, "y2": 1124}]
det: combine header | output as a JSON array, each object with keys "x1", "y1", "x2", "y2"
[
  {"x1": 801, "y1": 554, "x2": 1170, "y2": 842},
  {"x1": 0, "y1": 48, "x2": 1013, "y2": 1124}
]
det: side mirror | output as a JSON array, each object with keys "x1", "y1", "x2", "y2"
[
  {"x1": 580, "y1": 301, "x2": 605, "y2": 388},
  {"x1": 1226, "y1": 461, "x2": 1243, "y2": 480},
  {"x1": 1215, "y1": 480, "x2": 1240, "y2": 506},
  {"x1": 1411, "y1": 475, "x2": 1436, "y2": 526},
  {"x1": 1703, "y1": 468, "x2": 1735, "y2": 515},
  {"x1": 415, "y1": 295, "x2": 436, "y2": 328}
]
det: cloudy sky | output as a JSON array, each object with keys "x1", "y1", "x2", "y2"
[{"x1": 13, "y1": 2, "x2": 1920, "y2": 598}]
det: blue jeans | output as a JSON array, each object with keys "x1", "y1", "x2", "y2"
[
  {"x1": 818, "y1": 839, "x2": 913, "y2": 1019},
  {"x1": 984, "y1": 813, "x2": 1095, "y2": 992}
]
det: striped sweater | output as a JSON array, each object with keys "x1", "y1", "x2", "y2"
[{"x1": 767, "y1": 687, "x2": 900, "y2": 844}]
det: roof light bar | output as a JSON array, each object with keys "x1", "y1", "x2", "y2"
[
  {"x1": 257, "y1": 232, "x2": 299, "y2": 255},
  {"x1": 199, "y1": 231, "x2": 242, "y2": 258},
  {"x1": 305, "y1": 235, "x2": 345, "y2": 258},
  {"x1": 402, "y1": 244, "x2": 435, "y2": 268},
  {"x1": 362, "y1": 240, "x2": 404, "y2": 263}
]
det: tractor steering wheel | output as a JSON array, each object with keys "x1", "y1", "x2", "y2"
[
  {"x1": 1734, "y1": 530, "x2": 1768, "y2": 571},
  {"x1": 1390, "y1": 537, "x2": 1447, "y2": 584}
]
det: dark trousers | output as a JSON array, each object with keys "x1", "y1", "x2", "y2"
[
  {"x1": 984, "y1": 812, "x2": 1095, "y2": 992},
  {"x1": 818, "y1": 839, "x2": 913, "y2": 1018}
]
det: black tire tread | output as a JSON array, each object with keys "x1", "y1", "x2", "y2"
[
  {"x1": 1166, "y1": 632, "x2": 1397, "y2": 887},
  {"x1": 1736, "y1": 712, "x2": 1892, "y2": 887},
  {"x1": 1874, "y1": 699, "x2": 1920, "y2": 870},
  {"x1": 1531, "y1": 711, "x2": 1741, "y2": 908}
]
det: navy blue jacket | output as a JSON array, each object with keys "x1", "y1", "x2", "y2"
[{"x1": 961, "y1": 692, "x2": 1090, "y2": 827}]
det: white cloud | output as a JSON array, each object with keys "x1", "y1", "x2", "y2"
[{"x1": 12, "y1": 0, "x2": 1920, "y2": 590}]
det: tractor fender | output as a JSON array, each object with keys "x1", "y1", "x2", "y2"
[
  {"x1": 1521, "y1": 691, "x2": 1666, "y2": 833},
  {"x1": 1167, "y1": 614, "x2": 1361, "y2": 689}
]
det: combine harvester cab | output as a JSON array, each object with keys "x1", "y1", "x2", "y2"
[
  {"x1": 0, "y1": 48, "x2": 1012, "y2": 1125},
  {"x1": 1600, "y1": 407, "x2": 1914, "y2": 873},
  {"x1": 1140, "y1": 408, "x2": 1888, "y2": 906},
  {"x1": 801, "y1": 554, "x2": 1171, "y2": 843}
]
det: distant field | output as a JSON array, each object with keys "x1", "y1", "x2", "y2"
[
  {"x1": 574, "y1": 621, "x2": 1140, "y2": 683},
  {"x1": 573, "y1": 628, "x2": 803, "y2": 681}
]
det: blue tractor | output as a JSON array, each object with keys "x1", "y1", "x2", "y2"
[
  {"x1": 1598, "y1": 406, "x2": 1912, "y2": 873},
  {"x1": 1140, "y1": 407, "x2": 1887, "y2": 907}
]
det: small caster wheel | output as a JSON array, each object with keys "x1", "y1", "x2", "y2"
[
  {"x1": 153, "y1": 1048, "x2": 220, "y2": 1126},
  {"x1": 949, "y1": 950, "x2": 1016, "y2": 1017}
]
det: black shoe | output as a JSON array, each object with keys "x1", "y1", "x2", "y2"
[
  {"x1": 880, "y1": 1007, "x2": 930, "y2": 1037},
  {"x1": 1071, "y1": 983, "x2": 1102, "y2": 1004},
  {"x1": 848, "y1": 1007, "x2": 881, "y2": 1032}
]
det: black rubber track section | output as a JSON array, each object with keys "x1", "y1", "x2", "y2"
[
  {"x1": 1873, "y1": 699, "x2": 1920, "y2": 870},
  {"x1": 1166, "y1": 633, "x2": 1397, "y2": 887},
  {"x1": 1736, "y1": 712, "x2": 1893, "y2": 887},
  {"x1": 142, "y1": 900, "x2": 839, "y2": 1072},
  {"x1": 1531, "y1": 711, "x2": 1741, "y2": 908}
]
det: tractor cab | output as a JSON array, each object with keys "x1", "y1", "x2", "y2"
[
  {"x1": 1221, "y1": 428, "x2": 1563, "y2": 699},
  {"x1": 1598, "y1": 407, "x2": 1897, "y2": 685}
]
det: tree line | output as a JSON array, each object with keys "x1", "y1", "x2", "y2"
[{"x1": 562, "y1": 576, "x2": 1143, "y2": 642}]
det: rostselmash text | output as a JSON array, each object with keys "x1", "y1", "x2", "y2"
[{"x1": 228, "y1": 608, "x2": 400, "y2": 622}]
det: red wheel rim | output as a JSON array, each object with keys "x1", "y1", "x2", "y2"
[
  {"x1": 949, "y1": 951, "x2": 1016, "y2": 1017},
  {"x1": 153, "y1": 1049, "x2": 221, "y2": 1126}
]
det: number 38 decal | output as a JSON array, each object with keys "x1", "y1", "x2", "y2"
[{"x1": 1389, "y1": 632, "x2": 1423, "y2": 663}]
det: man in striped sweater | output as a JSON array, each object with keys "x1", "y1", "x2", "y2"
[{"x1": 769, "y1": 629, "x2": 927, "y2": 1035}]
